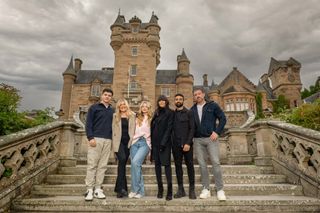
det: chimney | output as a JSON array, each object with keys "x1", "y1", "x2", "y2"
[
  {"x1": 203, "y1": 74, "x2": 208, "y2": 87},
  {"x1": 75, "y1": 58, "x2": 83, "y2": 73}
]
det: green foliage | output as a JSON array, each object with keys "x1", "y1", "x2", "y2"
[
  {"x1": 301, "y1": 77, "x2": 320, "y2": 99},
  {"x1": 285, "y1": 100, "x2": 320, "y2": 131},
  {"x1": 272, "y1": 95, "x2": 290, "y2": 113},
  {"x1": 255, "y1": 92, "x2": 264, "y2": 119},
  {"x1": 0, "y1": 84, "x2": 56, "y2": 136},
  {"x1": 25, "y1": 107, "x2": 56, "y2": 126},
  {"x1": 274, "y1": 99, "x2": 320, "y2": 131}
]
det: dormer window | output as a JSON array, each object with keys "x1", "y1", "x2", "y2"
[{"x1": 91, "y1": 84, "x2": 100, "y2": 97}]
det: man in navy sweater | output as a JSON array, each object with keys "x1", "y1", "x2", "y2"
[
  {"x1": 84, "y1": 88, "x2": 114, "y2": 201},
  {"x1": 191, "y1": 88, "x2": 227, "y2": 201}
]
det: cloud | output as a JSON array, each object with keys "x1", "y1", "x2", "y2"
[{"x1": 0, "y1": 0, "x2": 319, "y2": 110}]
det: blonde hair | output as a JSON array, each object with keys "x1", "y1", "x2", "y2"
[
  {"x1": 137, "y1": 101, "x2": 152, "y2": 126},
  {"x1": 115, "y1": 98, "x2": 134, "y2": 122}
]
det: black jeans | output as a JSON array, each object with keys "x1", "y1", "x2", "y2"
[
  {"x1": 114, "y1": 142, "x2": 130, "y2": 193},
  {"x1": 172, "y1": 145, "x2": 195, "y2": 186}
]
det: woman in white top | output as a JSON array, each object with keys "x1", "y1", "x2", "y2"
[{"x1": 128, "y1": 101, "x2": 152, "y2": 199}]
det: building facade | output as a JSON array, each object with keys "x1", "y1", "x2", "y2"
[{"x1": 60, "y1": 13, "x2": 302, "y2": 123}]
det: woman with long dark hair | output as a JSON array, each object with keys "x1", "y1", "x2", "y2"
[{"x1": 151, "y1": 95, "x2": 174, "y2": 201}]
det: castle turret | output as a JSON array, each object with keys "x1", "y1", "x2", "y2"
[
  {"x1": 176, "y1": 49, "x2": 193, "y2": 107},
  {"x1": 60, "y1": 56, "x2": 76, "y2": 119},
  {"x1": 110, "y1": 12, "x2": 160, "y2": 108},
  {"x1": 177, "y1": 48, "x2": 190, "y2": 75},
  {"x1": 110, "y1": 12, "x2": 125, "y2": 51},
  {"x1": 267, "y1": 57, "x2": 302, "y2": 107},
  {"x1": 146, "y1": 12, "x2": 161, "y2": 66}
]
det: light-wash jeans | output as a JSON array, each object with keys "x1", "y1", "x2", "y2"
[
  {"x1": 194, "y1": 137, "x2": 224, "y2": 191},
  {"x1": 85, "y1": 137, "x2": 112, "y2": 189},
  {"x1": 130, "y1": 137, "x2": 150, "y2": 196}
]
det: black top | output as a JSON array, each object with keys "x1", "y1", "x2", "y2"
[
  {"x1": 120, "y1": 118, "x2": 130, "y2": 144},
  {"x1": 173, "y1": 107, "x2": 195, "y2": 146}
]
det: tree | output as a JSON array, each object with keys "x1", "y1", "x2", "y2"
[
  {"x1": 0, "y1": 83, "x2": 32, "y2": 135},
  {"x1": 301, "y1": 77, "x2": 320, "y2": 99},
  {"x1": 272, "y1": 95, "x2": 290, "y2": 113},
  {"x1": 255, "y1": 92, "x2": 264, "y2": 119}
]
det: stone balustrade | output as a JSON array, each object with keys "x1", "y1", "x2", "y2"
[
  {"x1": 251, "y1": 120, "x2": 320, "y2": 198},
  {"x1": 0, "y1": 121, "x2": 81, "y2": 211}
]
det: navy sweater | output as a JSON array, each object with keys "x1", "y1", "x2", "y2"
[{"x1": 85, "y1": 103, "x2": 114, "y2": 140}]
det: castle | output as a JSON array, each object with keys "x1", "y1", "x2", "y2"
[{"x1": 60, "y1": 12, "x2": 302, "y2": 124}]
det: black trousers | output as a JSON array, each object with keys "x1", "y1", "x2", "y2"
[
  {"x1": 172, "y1": 145, "x2": 195, "y2": 186},
  {"x1": 114, "y1": 142, "x2": 130, "y2": 193},
  {"x1": 153, "y1": 147, "x2": 172, "y2": 187}
]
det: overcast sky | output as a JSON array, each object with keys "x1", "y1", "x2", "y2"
[{"x1": 0, "y1": 0, "x2": 319, "y2": 111}]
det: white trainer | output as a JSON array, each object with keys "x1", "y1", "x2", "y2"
[
  {"x1": 85, "y1": 189, "x2": 93, "y2": 201},
  {"x1": 94, "y1": 188, "x2": 106, "y2": 199},
  {"x1": 199, "y1": 188, "x2": 211, "y2": 199},
  {"x1": 133, "y1": 194, "x2": 143, "y2": 199},
  {"x1": 217, "y1": 190, "x2": 226, "y2": 201},
  {"x1": 128, "y1": 192, "x2": 137, "y2": 198}
]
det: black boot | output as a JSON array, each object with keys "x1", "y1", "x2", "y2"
[
  {"x1": 157, "y1": 183, "x2": 163, "y2": 199},
  {"x1": 174, "y1": 185, "x2": 186, "y2": 198},
  {"x1": 166, "y1": 183, "x2": 173, "y2": 201},
  {"x1": 189, "y1": 184, "x2": 196, "y2": 199}
]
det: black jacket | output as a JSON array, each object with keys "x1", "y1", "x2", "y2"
[
  {"x1": 151, "y1": 108, "x2": 174, "y2": 165},
  {"x1": 172, "y1": 107, "x2": 195, "y2": 147},
  {"x1": 191, "y1": 101, "x2": 226, "y2": 138}
]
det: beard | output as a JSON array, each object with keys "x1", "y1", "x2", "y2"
[{"x1": 175, "y1": 102, "x2": 183, "y2": 108}]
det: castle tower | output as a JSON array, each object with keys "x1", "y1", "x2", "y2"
[
  {"x1": 60, "y1": 56, "x2": 76, "y2": 119},
  {"x1": 176, "y1": 49, "x2": 194, "y2": 108},
  {"x1": 110, "y1": 12, "x2": 160, "y2": 108},
  {"x1": 268, "y1": 57, "x2": 302, "y2": 107}
]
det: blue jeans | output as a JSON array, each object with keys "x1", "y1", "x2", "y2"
[
  {"x1": 194, "y1": 137, "x2": 224, "y2": 191},
  {"x1": 130, "y1": 137, "x2": 150, "y2": 196}
]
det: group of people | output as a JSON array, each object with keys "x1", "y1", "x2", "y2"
[{"x1": 84, "y1": 87, "x2": 227, "y2": 202}]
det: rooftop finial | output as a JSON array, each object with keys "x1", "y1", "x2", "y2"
[
  {"x1": 118, "y1": 8, "x2": 121, "y2": 15},
  {"x1": 152, "y1": 11, "x2": 154, "y2": 15}
]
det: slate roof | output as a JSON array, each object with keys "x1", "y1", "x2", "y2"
[
  {"x1": 63, "y1": 56, "x2": 76, "y2": 76},
  {"x1": 75, "y1": 69, "x2": 114, "y2": 84},
  {"x1": 268, "y1": 57, "x2": 301, "y2": 75},
  {"x1": 156, "y1": 70, "x2": 177, "y2": 84},
  {"x1": 257, "y1": 81, "x2": 276, "y2": 99},
  {"x1": 303, "y1": 91, "x2": 320, "y2": 103}
]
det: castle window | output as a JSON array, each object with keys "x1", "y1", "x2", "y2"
[
  {"x1": 129, "y1": 82, "x2": 138, "y2": 90},
  {"x1": 161, "y1": 88, "x2": 170, "y2": 97},
  {"x1": 132, "y1": 47, "x2": 138, "y2": 56},
  {"x1": 132, "y1": 26, "x2": 139, "y2": 33},
  {"x1": 91, "y1": 84, "x2": 100, "y2": 97},
  {"x1": 130, "y1": 65, "x2": 137, "y2": 76}
]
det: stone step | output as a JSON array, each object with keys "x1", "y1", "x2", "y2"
[
  {"x1": 31, "y1": 184, "x2": 303, "y2": 196},
  {"x1": 58, "y1": 165, "x2": 275, "y2": 175},
  {"x1": 12, "y1": 195, "x2": 320, "y2": 212},
  {"x1": 46, "y1": 174, "x2": 287, "y2": 185}
]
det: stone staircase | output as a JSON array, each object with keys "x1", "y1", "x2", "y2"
[{"x1": 11, "y1": 161, "x2": 320, "y2": 212}]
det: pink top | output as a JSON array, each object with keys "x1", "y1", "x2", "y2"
[{"x1": 132, "y1": 115, "x2": 151, "y2": 149}]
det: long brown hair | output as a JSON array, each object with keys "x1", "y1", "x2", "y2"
[{"x1": 136, "y1": 101, "x2": 152, "y2": 126}]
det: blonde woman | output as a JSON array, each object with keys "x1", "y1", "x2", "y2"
[
  {"x1": 128, "y1": 101, "x2": 152, "y2": 199},
  {"x1": 112, "y1": 99, "x2": 135, "y2": 198}
]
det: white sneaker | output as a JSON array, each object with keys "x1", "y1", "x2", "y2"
[
  {"x1": 94, "y1": 188, "x2": 106, "y2": 199},
  {"x1": 133, "y1": 194, "x2": 143, "y2": 199},
  {"x1": 217, "y1": 190, "x2": 226, "y2": 201},
  {"x1": 199, "y1": 188, "x2": 211, "y2": 199},
  {"x1": 128, "y1": 192, "x2": 137, "y2": 198},
  {"x1": 85, "y1": 189, "x2": 93, "y2": 201}
]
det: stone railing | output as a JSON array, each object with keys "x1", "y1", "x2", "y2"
[
  {"x1": 251, "y1": 120, "x2": 320, "y2": 198},
  {"x1": 0, "y1": 121, "x2": 81, "y2": 211}
]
